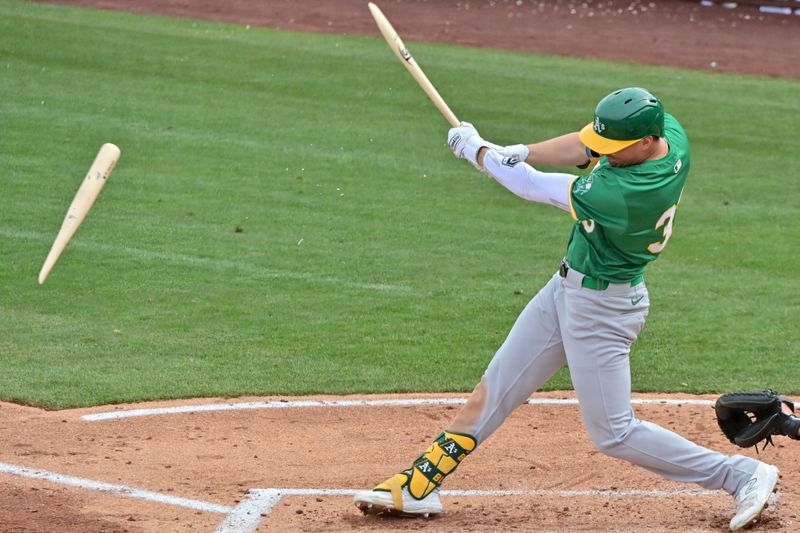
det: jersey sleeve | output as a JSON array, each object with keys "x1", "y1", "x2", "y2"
[{"x1": 568, "y1": 166, "x2": 629, "y2": 231}]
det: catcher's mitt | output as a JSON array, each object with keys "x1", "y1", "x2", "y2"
[{"x1": 715, "y1": 389, "x2": 800, "y2": 450}]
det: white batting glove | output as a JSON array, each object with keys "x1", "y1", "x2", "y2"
[
  {"x1": 448, "y1": 122, "x2": 491, "y2": 169},
  {"x1": 447, "y1": 122, "x2": 479, "y2": 158},
  {"x1": 494, "y1": 143, "x2": 530, "y2": 163}
]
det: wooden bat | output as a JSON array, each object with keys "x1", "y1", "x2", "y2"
[
  {"x1": 38, "y1": 143, "x2": 121, "y2": 285},
  {"x1": 368, "y1": 2, "x2": 460, "y2": 127}
]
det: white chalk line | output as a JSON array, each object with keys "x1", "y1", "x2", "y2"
[
  {"x1": 214, "y1": 489, "x2": 281, "y2": 533},
  {"x1": 0, "y1": 461, "x2": 725, "y2": 533},
  {"x1": 82, "y1": 396, "x2": 714, "y2": 421},
  {"x1": 0, "y1": 462, "x2": 232, "y2": 514}
]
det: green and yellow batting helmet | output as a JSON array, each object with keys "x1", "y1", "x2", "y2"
[{"x1": 579, "y1": 87, "x2": 664, "y2": 155}]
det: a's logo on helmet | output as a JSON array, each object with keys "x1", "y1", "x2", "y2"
[{"x1": 593, "y1": 116, "x2": 605, "y2": 134}]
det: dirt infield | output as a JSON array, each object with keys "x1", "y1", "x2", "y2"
[
  {"x1": 7, "y1": 1, "x2": 800, "y2": 531},
  {"x1": 2, "y1": 393, "x2": 798, "y2": 532}
]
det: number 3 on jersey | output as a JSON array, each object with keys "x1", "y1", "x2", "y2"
[{"x1": 648, "y1": 204, "x2": 678, "y2": 254}]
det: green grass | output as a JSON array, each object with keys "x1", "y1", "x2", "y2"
[{"x1": 1, "y1": 1, "x2": 798, "y2": 407}]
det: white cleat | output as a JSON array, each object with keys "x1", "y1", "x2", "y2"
[
  {"x1": 729, "y1": 463, "x2": 780, "y2": 531},
  {"x1": 353, "y1": 485, "x2": 442, "y2": 517}
]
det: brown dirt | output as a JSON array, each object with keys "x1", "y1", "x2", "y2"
[
  {"x1": 8, "y1": 1, "x2": 800, "y2": 531},
  {"x1": 1, "y1": 393, "x2": 799, "y2": 532}
]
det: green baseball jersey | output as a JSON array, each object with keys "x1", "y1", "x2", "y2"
[{"x1": 566, "y1": 113, "x2": 690, "y2": 282}]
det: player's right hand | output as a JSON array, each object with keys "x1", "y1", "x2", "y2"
[{"x1": 447, "y1": 122, "x2": 480, "y2": 159}]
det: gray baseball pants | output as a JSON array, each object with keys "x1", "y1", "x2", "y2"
[{"x1": 450, "y1": 268, "x2": 758, "y2": 495}]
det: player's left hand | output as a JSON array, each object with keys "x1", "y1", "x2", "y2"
[{"x1": 495, "y1": 144, "x2": 530, "y2": 163}]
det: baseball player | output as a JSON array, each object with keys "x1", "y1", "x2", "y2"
[{"x1": 354, "y1": 88, "x2": 781, "y2": 531}]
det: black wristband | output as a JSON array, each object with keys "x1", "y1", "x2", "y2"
[{"x1": 780, "y1": 414, "x2": 800, "y2": 439}]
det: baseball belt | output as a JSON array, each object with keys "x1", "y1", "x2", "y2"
[{"x1": 559, "y1": 260, "x2": 643, "y2": 291}]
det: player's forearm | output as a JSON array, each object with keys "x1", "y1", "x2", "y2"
[
  {"x1": 524, "y1": 132, "x2": 589, "y2": 167},
  {"x1": 477, "y1": 148, "x2": 574, "y2": 212}
]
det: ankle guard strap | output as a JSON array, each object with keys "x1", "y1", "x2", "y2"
[{"x1": 408, "y1": 431, "x2": 476, "y2": 499}]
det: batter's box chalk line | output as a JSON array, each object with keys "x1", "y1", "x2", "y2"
[
  {"x1": 0, "y1": 462, "x2": 725, "y2": 533},
  {"x1": 81, "y1": 396, "x2": 715, "y2": 421}
]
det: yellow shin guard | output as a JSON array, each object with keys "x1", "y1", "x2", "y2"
[{"x1": 407, "y1": 431, "x2": 476, "y2": 499}]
